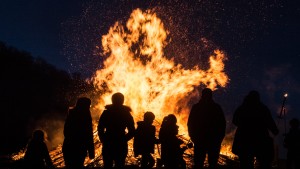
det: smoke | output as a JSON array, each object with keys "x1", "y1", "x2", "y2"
[{"x1": 33, "y1": 113, "x2": 66, "y2": 150}]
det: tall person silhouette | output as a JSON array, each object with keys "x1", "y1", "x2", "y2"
[
  {"x1": 232, "y1": 90, "x2": 279, "y2": 169},
  {"x1": 98, "y1": 92, "x2": 135, "y2": 169},
  {"x1": 62, "y1": 97, "x2": 95, "y2": 169},
  {"x1": 187, "y1": 88, "x2": 226, "y2": 169}
]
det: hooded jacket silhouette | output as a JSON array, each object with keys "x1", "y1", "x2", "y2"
[{"x1": 98, "y1": 92, "x2": 135, "y2": 169}]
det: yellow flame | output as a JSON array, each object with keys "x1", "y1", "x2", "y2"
[{"x1": 92, "y1": 8, "x2": 228, "y2": 135}]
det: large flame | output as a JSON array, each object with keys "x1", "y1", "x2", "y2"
[{"x1": 92, "y1": 8, "x2": 228, "y2": 134}]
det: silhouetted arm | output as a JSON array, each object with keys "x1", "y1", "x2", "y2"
[
  {"x1": 265, "y1": 106, "x2": 279, "y2": 136},
  {"x1": 217, "y1": 104, "x2": 226, "y2": 138},
  {"x1": 42, "y1": 142, "x2": 54, "y2": 168},
  {"x1": 125, "y1": 113, "x2": 135, "y2": 141},
  {"x1": 151, "y1": 126, "x2": 157, "y2": 144},
  {"x1": 97, "y1": 110, "x2": 107, "y2": 143},
  {"x1": 187, "y1": 105, "x2": 197, "y2": 140},
  {"x1": 63, "y1": 111, "x2": 72, "y2": 138},
  {"x1": 87, "y1": 114, "x2": 95, "y2": 159}
]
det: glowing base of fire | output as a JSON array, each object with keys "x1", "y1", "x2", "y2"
[{"x1": 11, "y1": 130, "x2": 236, "y2": 168}]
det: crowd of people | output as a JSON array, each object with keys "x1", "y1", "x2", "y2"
[{"x1": 23, "y1": 89, "x2": 300, "y2": 169}]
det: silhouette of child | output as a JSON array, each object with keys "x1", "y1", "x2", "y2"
[
  {"x1": 284, "y1": 118, "x2": 300, "y2": 169},
  {"x1": 159, "y1": 114, "x2": 186, "y2": 169},
  {"x1": 24, "y1": 129, "x2": 54, "y2": 168},
  {"x1": 134, "y1": 111, "x2": 157, "y2": 168}
]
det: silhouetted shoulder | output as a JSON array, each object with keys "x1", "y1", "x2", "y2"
[
  {"x1": 105, "y1": 104, "x2": 131, "y2": 112},
  {"x1": 104, "y1": 104, "x2": 113, "y2": 109},
  {"x1": 261, "y1": 103, "x2": 271, "y2": 112},
  {"x1": 123, "y1": 105, "x2": 132, "y2": 112}
]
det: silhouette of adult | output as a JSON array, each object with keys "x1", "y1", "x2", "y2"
[
  {"x1": 62, "y1": 97, "x2": 95, "y2": 169},
  {"x1": 232, "y1": 90, "x2": 279, "y2": 169},
  {"x1": 98, "y1": 92, "x2": 135, "y2": 169},
  {"x1": 284, "y1": 118, "x2": 300, "y2": 169},
  {"x1": 187, "y1": 88, "x2": 226, "y2": 169},
  {"x1": 24, "y1": 129, "x2": 54, "y2": 169},
  {"x1": 159, "y1": 114, "x2": 186, "y2": 169},
  {"x1": 133, "y1": 111, "x2": 157, "y2": 168}
]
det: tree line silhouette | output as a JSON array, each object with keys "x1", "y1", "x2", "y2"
[{"x1": 0, "y1": 42, "x2": 97, "y2": 155}]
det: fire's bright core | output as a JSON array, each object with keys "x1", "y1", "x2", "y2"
[{"x1": 92, "y1": 8, "x2": 229, "y2": 133}]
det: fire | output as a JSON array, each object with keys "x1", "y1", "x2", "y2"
[{"x1": 92, "y1": 8, "x2": 228, "y2": 135}]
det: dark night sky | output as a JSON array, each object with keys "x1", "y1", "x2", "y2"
[
  {"x1": 0, "y1": 0, "x2": 84, "y2": 69},
  {"x1": 1, "y1": 0, "x2": 300, "y2": 158}
]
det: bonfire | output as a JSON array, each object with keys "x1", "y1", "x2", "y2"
[{"x1": 12, "y1": 8, "x2": 235, "y2": 168}]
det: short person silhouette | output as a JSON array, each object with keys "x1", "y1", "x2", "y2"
[
  {"x1": 159, "y1": 114, "x2": 187, "y2": 169},
  {"x1": 134, "y1": 111, "x2": 157, "y2": 168},
  {"x1": 24, "y1": 129, "x2": 54, "y2": 169}
]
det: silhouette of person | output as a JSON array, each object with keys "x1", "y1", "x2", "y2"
[
  {"x1": 97, "y1": 92, "x2": 135, "y2": 169},
  {"x1": 24, "y1": 129, "x2": 54, "y2": 169},
  {"x1": 187, "y1": 88, "x2": 226, "y2": 169},
  {"x1": 232, "y1": 90, "x2": 279, "y2": 169},
  {"x1": 133, "y1": 111, "x2": 157, "y2": 168},
  {"x1": 62, "y1": 97, "x2": 95, "y2": 169},
  {"x1": 159, "y1": 114, "x2": 186, "y2": 169},
  {"x1": 284, "y1": 118, "x2": 300, "y2": 169}
]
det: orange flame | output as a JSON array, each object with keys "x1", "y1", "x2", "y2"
[{"x1": 93, "y1": 9, "x2": 228, "y2": 134}]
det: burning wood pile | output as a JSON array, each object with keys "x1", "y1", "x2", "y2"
[
  {"x1": 57, "y1": 132, "x2": 238, "y2": 168},
  {"x1": 11, "y1": 128, "x2": 238, "y2": 168}
]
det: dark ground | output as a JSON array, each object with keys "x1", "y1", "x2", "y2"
[{"x1": 0, "y1": 156, "x2": 288, "y2": 169}]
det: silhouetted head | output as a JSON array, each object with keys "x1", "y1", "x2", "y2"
[
  {"x1": 112, "y1": 92, "x2": 124, "y2": 105},
  {"x1": 75, "y1": 97, "x2": 91, "y2": 110},
  {"x1": 32, "y1": 129, "x2": 45, "y2": 142},
  {"x1": 167, "y1": 114, "x2": 177, "y2": 125},
  {"x1": 144, "y1": 111, "x2": 155, "y2": 124},
  {"x1": 201, "y1": 88, "x2": 212, "y2": 100},
  {"x1": 290, "y1": 118, "x2": 300, "y2": 129},
  {"x1": 245, "y1": 90, "x2": 260, "y2": 104}
]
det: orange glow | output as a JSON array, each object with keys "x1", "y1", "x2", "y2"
[{"x1": 92, "y1": 9, "x2": 228, "y2": 136}]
